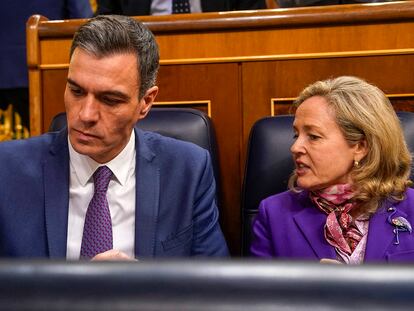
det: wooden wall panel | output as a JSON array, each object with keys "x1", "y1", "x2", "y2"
[
  {"x1": 157, "y1": 64, "x2": 242, "y2": 253},
  {"x1": 242, "y1": 54, "x2": 414, "y2": 149},
  {"x1": 156, "y1": 22, "x2": 414, "y2": 61},
  {"x1": 40, "y1": 40, "x2": 72, "y2": 65},
  {"x1": 42, "y1": 70, "x2": 67, "y2": 131}
]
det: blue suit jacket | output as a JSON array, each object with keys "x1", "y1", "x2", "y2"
[
  {"x1": 251, "y1": 189, "x2": 414, "y2": 262},
  {"x1": 0, "y1": 128, "x2": 228, "y2": 258}
]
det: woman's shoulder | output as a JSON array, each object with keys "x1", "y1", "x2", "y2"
[
  {"x1": 399, "y1": 187, "x2": 414, "y2": 204},
  {"x1": 405, "y1": 187, "x2": 414, "y2": 197},
  {"x1": 390, "y1": 188, "x2": 414, "y2": 214},
  {"x1": 260, "y1": 189, "x2": 309, "y2": 213}
]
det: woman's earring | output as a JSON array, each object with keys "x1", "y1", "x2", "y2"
[{"x1": 354, "y1": 160, "x2": 359, "y2": 168}]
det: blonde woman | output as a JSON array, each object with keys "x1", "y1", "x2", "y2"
[{"x1": 251, "y1": 76, "x2": 414, "y2": 263}]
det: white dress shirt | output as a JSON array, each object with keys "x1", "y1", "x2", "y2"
[
  {"x1": 66, "y1": 131, "x2": 136, "y2": 259},
  {"x1": 151, "y1": 0, "x2": 202, "y2": 15}
]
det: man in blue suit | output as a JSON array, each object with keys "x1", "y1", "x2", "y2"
[
  {"x1": 96, "y1": 0, "x2": 266, "y2": 15},
  {"x1": 0, "y1": 15, "x2": 228, "y2": 260}
]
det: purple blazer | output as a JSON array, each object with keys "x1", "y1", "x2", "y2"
[{"x1": 251, "y1": 188, "x2": 414, "y2": 262}]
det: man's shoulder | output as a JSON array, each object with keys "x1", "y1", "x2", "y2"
[
  {"x1": 138, "y1": 129, "x2": 208, "y2": 159},
  {"x1": 0, "y1": 132, "x2": 59, "y2": 159}
]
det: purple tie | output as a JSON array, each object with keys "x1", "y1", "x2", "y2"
[{"x1": 80, "y1": 166, "x2": 113, "y2": 259}]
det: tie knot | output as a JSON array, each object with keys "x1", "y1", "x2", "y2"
[{"x1": 93, "y1": 166, "x2": 112, "y2": 193}]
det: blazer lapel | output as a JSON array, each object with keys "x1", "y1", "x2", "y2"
[
  {"x1": 364, "y1": 202, "x2": 406, "y2": 262},
  {"x1": 134, "y1": 129, "x2": 160, "y2": 258},
  {"x1": 43, "y1": 130, "x2": 70, "y2": 258},
  {"x1": 293, "y1": 200, "x2": 336, "y2": 259}
]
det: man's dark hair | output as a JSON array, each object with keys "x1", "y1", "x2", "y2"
[{"x1": 70, "y1": 15, "x2": 159, "y2": 99}]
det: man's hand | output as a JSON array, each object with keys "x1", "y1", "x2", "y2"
[
  {"x1": 319, "y1": 258, "x2": 342, "y2": 264},
  {"x1": 91, "y1": 249, "x2": 137, "y2": 261}
]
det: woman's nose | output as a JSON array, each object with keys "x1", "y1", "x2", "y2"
[{"x1": 290, "y1": 136, "x2": 304, "y2": 155}]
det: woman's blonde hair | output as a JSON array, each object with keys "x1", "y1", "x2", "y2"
[{"x1": 288, "y1": 76, "x2": 412, "y2": 214}]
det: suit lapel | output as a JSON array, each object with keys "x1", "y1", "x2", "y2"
[
  {"x1": 43, "y1": 130, "x2": 70, "y2": 258},
  {"x1": 364, "y1": 202, "x2": 405, "y2": 262},
  {"x1": 293, "y1": 198, "x2": 336, "y2": 259},
  {"x1": 134, "y1": 129, "x2": 160, "y2": 258}
]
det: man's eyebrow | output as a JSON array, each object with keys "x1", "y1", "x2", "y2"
[
  {"x1": 67, "y1": 78, "x2": 80, "y2": 88},
  {"x1": 99, "y1": 90, "x2": 131, "y2": 102},
  {"x1": 67, "y1": 78, "x2": 131, "y2": 101}
]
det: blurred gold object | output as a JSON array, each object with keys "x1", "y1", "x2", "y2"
[
  {"x1": 0, "y1": 104, "x2": 30, "y2": 141},
  {"x1": 90, "y1": 0, "x2": 97, "y2": 13}
]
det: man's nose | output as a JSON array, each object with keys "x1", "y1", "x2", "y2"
[{"x1": 79, "y1": 95, "x2": 99, "y2": 123}]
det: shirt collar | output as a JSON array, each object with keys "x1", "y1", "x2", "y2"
[{"x1": 68, "y1": 130, "x2": 136, "y2": 187}]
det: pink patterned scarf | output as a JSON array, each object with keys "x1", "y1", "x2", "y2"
[{"x1": 310, "y1": 184, "x2": 363, "y2": 255}]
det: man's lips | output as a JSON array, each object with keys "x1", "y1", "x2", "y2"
[{"x1": 73, "y1": 128, "x2": 100, "y2": 139}]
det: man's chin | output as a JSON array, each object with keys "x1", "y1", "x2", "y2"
[
  {"x1": 71, "y1": 143, "x2": 96, "y2": 157},
  {"x1": 71, "y1": 143, "x2": 113, "y2": 163}
]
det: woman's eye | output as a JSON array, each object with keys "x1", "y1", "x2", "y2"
[
  {"x1": 309, "y1": 134, "x2": 320, "y2": 140},
  {"x1": 293, "y1": 133, "x2": 298, "y2": 139}
]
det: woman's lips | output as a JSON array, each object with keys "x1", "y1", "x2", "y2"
[{"x1": 295, "y1": 162, "x2": 309, "y2": 176}]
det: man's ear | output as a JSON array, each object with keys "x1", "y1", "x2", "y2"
[
  {"x1": 138, "y1": 86, "x2": 158, "y2": 120},
  {"x1": 354, "y1": 138, "x2": 368, "y2": 163}
]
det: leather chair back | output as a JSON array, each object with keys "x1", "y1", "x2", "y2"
[
  {"x1": 241, "y1": 111, "x2": 414, "y2": 256},
  {"x1": 49, "y1": 108, "x2": 221, "y2": 199}
]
